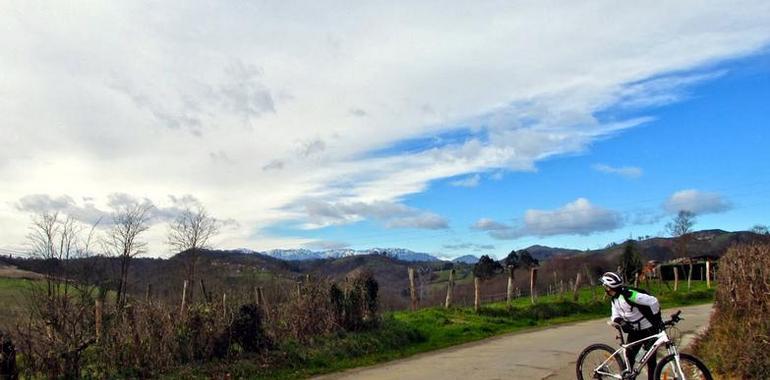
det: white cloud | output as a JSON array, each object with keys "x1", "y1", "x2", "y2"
[
  {"x1": 663, "y1": 189, "x2": 732, "y2": 215},
  {"x1": 475, "y1": 198, "x2": 623, "y2": 239},
  {"x1": 450, "y1": 174, "x2": 481, "y2": 188},
  {"x1": 1, "y1": 2, "x2": 769, "y2": 254}
]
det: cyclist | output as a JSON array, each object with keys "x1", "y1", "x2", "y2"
[{"x1": 600, "y1": 271, "x2": 664, "y2": 380}]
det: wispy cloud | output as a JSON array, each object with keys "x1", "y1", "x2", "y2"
[
  {"x1": 593, "y1": 164, "x2": 643, "y2": 179},
  {"x1": 663, "y1": 189, "x2": 732, "y2": 215}
]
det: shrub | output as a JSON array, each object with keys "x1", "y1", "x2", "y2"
[
  {"x1": 231, "y1": 303, "x2": 271, "y2": 352},
  {"x1": 693, "y1": 243, "x2": 770, "y2": 378}
]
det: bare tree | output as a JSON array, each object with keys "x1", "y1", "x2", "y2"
[
  {"x1": 167, "y1": 205, "x2": 219, "y2": 303},
  {"x1": 666, "y1": 210, "x2": 696, "y2": 290},
  {"x1": 666, "y1": 210, "x2": 695, "y2": 240},
  {"x1": 106, "y1": 203, "x2": 152, "y2": 310},
  {"x1": 19, "y1": 212, "x2": 99, "y2": 378},
  {"x1": 750, "y1": 224, "x2": 769, "y2": 235}
]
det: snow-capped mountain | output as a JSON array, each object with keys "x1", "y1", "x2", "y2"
[{"x1": 247, "y1": 247, "x2": 441, "y2": 262}]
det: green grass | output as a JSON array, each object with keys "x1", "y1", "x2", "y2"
[
  {"x1": 172, "y1": 281, "x2": 716, "y2": 379},
  {"x1": 0, "y1": 277, "x2": 37, "y2": 329}
]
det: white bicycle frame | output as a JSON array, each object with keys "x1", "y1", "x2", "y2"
[{"x1": 593, "y1": 327, "x2": 687, "y2": 379}]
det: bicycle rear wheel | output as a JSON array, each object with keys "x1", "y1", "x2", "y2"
[
  {"x1": 576, "y1": 343, "x2": 626, "y2": 380},
  {"x1": 654, "y1": 353, "x2": 712, "y2": 380}
]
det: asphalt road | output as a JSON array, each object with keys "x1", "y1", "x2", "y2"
[{"x1": 313, "y1": 303, "x2": 713, "y2": 380}]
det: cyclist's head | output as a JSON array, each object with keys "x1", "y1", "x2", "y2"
[{"x1": 600, "y1": 272, "x2": 624, "y2": 291}]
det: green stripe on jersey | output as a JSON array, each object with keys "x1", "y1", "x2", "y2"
[{"x1": 629, "y1": 290, "x2": 639, "y2": 302}]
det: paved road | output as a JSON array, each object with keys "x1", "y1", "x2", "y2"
[{"x1": 313, "y1": 304, "x2": 713, "y2": 380}]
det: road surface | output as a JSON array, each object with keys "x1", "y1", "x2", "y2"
[{"x1": 313, "y1": 303, "x2": 713, "y2": 380}]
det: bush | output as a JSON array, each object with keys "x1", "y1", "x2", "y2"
[
  {"x1": 231, "y1": 303, "x2": 271, "y2": 352},
  {"x1": 693, "y1": 243, "x2": 770, "y2": 378}
]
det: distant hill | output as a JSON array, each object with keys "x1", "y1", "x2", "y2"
[
  {"x1": 521, "y1": 245, "x2": 584, "y2": 261},
  {"x1": 4, "y1": 229, "x2": 767, "y2": 311},
  {"x1": 452, "y1": 255, "x2": 479, "y2": 264}
]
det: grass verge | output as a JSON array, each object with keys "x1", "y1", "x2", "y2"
[{"x1": 168, "y1": 281, "x2": 715, "y2": 379}]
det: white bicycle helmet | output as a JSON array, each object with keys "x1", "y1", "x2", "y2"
[{"x1": 600, "y1": 272, "x2": 624, "y2": 289}]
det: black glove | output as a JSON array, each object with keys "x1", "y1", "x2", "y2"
[{"x1": 613, "y1": 318, "x2": 633, "y2": 333}]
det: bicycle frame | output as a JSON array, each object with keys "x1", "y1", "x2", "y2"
[{"x1": 593, "y1": 328, "x2": 681, "y2": 379}]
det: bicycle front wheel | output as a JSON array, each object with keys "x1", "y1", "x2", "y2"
[
  {"x1": 576, "y1": 343, "x2": 626, "y2": 380},
  {"x1": 654, "y1": 353, "x2": 713, "y2": 380}
]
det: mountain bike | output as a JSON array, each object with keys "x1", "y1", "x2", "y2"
[{"x1": 576, "y1": 311, "x2": 712, "y2": 380}]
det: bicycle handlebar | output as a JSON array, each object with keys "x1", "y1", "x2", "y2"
[{"x1": 664, "y1": 310, "x2": 683, "y2": 327}]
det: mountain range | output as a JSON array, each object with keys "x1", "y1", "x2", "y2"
[{"x1": 239, "y1": 247, "x2": 443, "y2": 262}]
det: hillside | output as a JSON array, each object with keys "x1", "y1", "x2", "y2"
[{"x1": 2, "y1": 229, "x2": 766, "y2": 311}]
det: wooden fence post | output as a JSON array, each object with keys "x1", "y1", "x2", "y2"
[
  {"x1": 95, "y1": 297, "x2": 103, "y2": 342},
  {"x1": 530, "y1": 268, "x2": 538, "y2": 304},
  {"x1": 180, "y1": 280, "x2": 188, "y2": 315},
  {"x1": 408, "y1": 267, "x2": 417, "y2": 311},
  {"x1": 474, "y1": 277, "x2": 480, "y2": 312},
  {"x1": 445, "y1": 269, "x2": 455, "y2": 308},
  {"x1": 257, "y1": 287, "x2": 268, "y2": 320},
  {"x1": 222, "y1": 293, "x2": 227, "y2": 320},
  {"x1": 706, "y1": 260, "x2": 711, "y2": 288},
  {"x1": 572, "y1": 272, "x2": 582, "y2": 302},
  {"x1": 507, "y1": 267, "x2": 514, "y2": 304},
  {"x1": 673, "y1": 266, "x2": 679, "y2": 292},
  {"x1": 200, "y1": 279, "x2": 210, "y2": 303}
]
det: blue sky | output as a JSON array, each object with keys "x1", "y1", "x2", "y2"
[
  {"x1": 1, "y1": 2, "x2": 769, "y2": 259},
  {"x1": 289, "y1": 53, "x2": 770, "y2": 258}
]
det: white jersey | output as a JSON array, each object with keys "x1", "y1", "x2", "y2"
[{"x1": 610, "y1": 289, "x2": 661, "y2": 330}]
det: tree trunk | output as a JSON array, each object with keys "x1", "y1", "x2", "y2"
[
  {"x1": 445, "y1": 269, "x2": 455, "y2": 308},
  {"x1": 507, "y1": 267, "x2": 515, "y2": 304},
  {"x1": 474, "y1": 277, "x2": 480, "y2": 312},
  {"x1": 687, "y1": 262, "x2": 693, "y2": 290},
  {"x1": 408, "y1": 267, "x2": 417, "y2": 311}
]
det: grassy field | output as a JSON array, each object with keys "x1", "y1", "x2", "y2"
[
  {"x1": 172, "y1": 281, "x2": 716, "y2": 379},
  {"x1": 0, "y1": 277, "x2": 38, "y2": 330}
]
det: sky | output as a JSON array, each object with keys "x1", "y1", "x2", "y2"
[{"x1": 1, "y1": 1, "x2": 770, "y2": 260}]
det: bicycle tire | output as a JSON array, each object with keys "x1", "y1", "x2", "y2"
[
  {"x1": 576, "y1": 343, "x2": 626, "y2": 380},
  {"x1": 654, "y1": 352, "x2": 713, "y2": 380}
]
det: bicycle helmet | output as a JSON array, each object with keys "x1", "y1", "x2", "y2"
[{"x1": 599, "y1": 272, "x2": 624, "y2": 289}]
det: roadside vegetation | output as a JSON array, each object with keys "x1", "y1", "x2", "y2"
[
  {"x1": 693, "y1": 243, "x2": 770, "y2": 378},
  {"x1": 165, "y1": 281, "x2": 715, "y2": 379}
]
